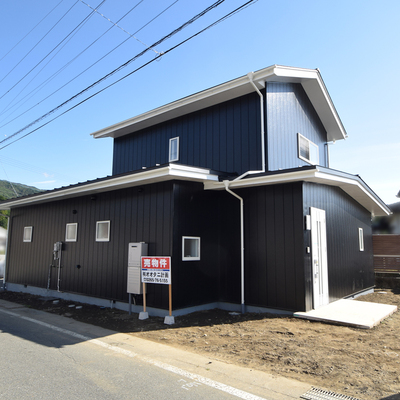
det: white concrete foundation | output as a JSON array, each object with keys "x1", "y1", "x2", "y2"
[
  {"x1": 164, "y1": 315, "x2": 175, "y2": 325},
  {"x1": 138, "y1": 311, "x2": 149, "y2": 320}
]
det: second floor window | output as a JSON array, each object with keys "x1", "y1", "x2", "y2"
[
  {"x1": 298, "y1": 133, "x2": 319, "y2": 165},
  {"x1": 169, "y1": 137, "x2": 179, "y2": 162}
]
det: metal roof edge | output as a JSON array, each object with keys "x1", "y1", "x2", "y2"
[
  {"x1": 0, "y1": 164, "x2": 219, "y2": 210},
  {"x1": 91, "y1": 65, "x2": 346, "y2": 142},
  {"x1": 204, "y1": 166, "x2": 390, "y2": 217}
]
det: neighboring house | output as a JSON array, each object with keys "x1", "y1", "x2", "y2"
[
  {"x1": 0, "y1": 65, "x2": 390, "y2": 315},
  {"x1": 372, "y1": 201, "x2": 400, "y2": 234}
]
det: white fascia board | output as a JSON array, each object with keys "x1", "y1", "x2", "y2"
[
  {"x1": 91, "y1": 71, "x2": 270, "y2": 139},
  {"x1": 90, "y1": 65, "x2": 345, "y2": 142},
  {"x1": 204, "y1": 168, "x2": 390, "y2": 217},
  {"x1": 0, "y1": 165, "x2": 219, "y2": 210},
  {"x1": 270, "y1": 66, "x2": 347, "y2": 141}
]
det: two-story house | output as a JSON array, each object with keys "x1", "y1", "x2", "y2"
[{"x1": 0, "y1": 65, "x2": 390, "y2": 315}]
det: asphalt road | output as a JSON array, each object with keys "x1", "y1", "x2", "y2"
[
  {"x1": 0, "y1": 304, "x2": 278, "y2": 400},
  {"x1": 0, "y1": 299, "x2": 311, "y2": 400},
  {"x1": 0, "y1": 309, "x2": 248, "y2": 400}
]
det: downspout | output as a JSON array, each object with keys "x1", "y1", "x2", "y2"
[
  {"x1": 223, "y1": 180, "x2": 245, "y2": 314},
  {"x1": 234, "y1": 72, "x2": 266, "y2": 181},
  {"x1": 223, "y1": 72, "x2": 266, "y2": 313}
]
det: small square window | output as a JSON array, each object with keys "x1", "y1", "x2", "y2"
[
  {"x1": 65, "y1": 223, "x2": 78, "y2": 242},
  {"x1": 358, "y1": 228, "x2": 364, "y2": 251},
  {"x1": 182, "y1": 236, "x2": 200, "y2": 261},
  {"x1": 96, "y1": 221, "x2": 110, "y2": 242},
  {"x1": 169, "y1": 137, "x2": 179, "y2": 162},
  {"x1": 298, "y1": 133, "x2": 319, "y2": 165},
  {"x1": 23, "y1": 226, "x2": 33, "y2": 242}
]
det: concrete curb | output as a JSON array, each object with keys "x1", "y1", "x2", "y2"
[{"x1": 0, "y1": 299, "x2": 312, "y2": 400}]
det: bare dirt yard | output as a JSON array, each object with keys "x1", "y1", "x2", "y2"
[{"x1": 1, "y1": 288, "x2": 399, "y2": 400}]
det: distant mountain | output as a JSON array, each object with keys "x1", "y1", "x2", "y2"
[{"x1": 0, "y1": 180, "x2": 43, "y2": 200}]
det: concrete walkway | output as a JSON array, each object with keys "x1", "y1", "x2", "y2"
[
  {"x1": 293, "y1": 299, "x2": 397, "y2": 329},
  {"x1": 0, "y1": 298, "x2": 312, "y2": 400}
]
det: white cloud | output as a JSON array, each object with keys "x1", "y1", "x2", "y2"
[{"x1": 33, "y1": 180, "x2": 56, "y2": 185}]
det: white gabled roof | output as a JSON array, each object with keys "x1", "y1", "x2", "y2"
[
  {"x1": 91, "y1": 65, "x2": 347, "y2": 142},
  {"x1": 204, "y1": 166, "x2": 391, "y2": 217}
]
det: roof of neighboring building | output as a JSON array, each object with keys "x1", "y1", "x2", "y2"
[
  {"x1": 389, "y1": 202, "x2": 400, "y2": 213},
  {"x1": 91, "y1": 65, "x2": 347, "y2": 143}
]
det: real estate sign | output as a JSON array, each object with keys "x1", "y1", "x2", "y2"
[{"x1": 141, "y1": 256, "x2": 171, "y2": 285}]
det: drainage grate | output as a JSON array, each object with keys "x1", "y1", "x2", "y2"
[{"x1": 301, "y1": 387, "x2": 362, "y2": 400}]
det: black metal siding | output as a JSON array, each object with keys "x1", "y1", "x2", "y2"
[
  {"x1": 6, "y1": 182, "x2": 174, "y2": 308},
  {"x1": 303, "y1": 182, "x2": 374, "y2": 309},
  {"x1": 237, "y1": 182, "x2": 306, "y2": 311},
  {"x1": 266, "y1": 82, "x2": 328, "y2": 171},
  {"x1": 171, "y1": 181, "x2": 241, "y2": 309},
  {"x1": 112, "y1": 92, "x2": 262, "y2": 176}
]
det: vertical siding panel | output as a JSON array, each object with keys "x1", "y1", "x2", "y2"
[
  {"x1": 266, "y1": 82, "x2": 327, "y2": 171},
  {"x1": 233, "y1": 99, "x2": 242, "y2": 174},
  {"x1": 265, "y1": 189, "x2": 277, "y2": 307},
  {"x1": 219, "y1": 103, "x2": 227, "y2": 172},
  {"x1": 303, "y1": 182, "x2": 374, "y2": 303},
  {"x1": 226, "y1": 102, "x2": 234, "y2": 172},
  {"x1": 241, "y1": 96, "x2": 249, "y2": 172},
  {"x1": 213, "y1": 106, "x2": 220, "y2": 168},
  {"x1": 274, "y1": 186, "x2": 287, "y2": 307},
  {"x1": 6, "y1": 182, "x2": 174, "y2": 308},
  {"x1": 283, "y1": 185, "x2": 296, "y2": 309},
  {"x1": 112, "y1": 91, "x2": 262, "y2": 177}
]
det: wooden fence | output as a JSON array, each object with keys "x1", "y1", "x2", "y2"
[{"x1": 373, "y1": 234, "x2": 400, "y2": 274}]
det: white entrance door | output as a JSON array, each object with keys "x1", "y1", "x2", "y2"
[{"x1": 310, "y1": 207, "x2": 329, "y2": 309}]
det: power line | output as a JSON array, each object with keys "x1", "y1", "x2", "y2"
[
  {"x1": 0, "y1": 161, "x2": 19, "y2": 197},
  {"x1": 0, "y1": 0, "x2": 79, "y2": 88},
  {"x1": 0, "y1": 154, "x2": 77, "y2": 183},
  {"x1": 0, "y1": 0, "x2": 225, "y2": 144},
  {"x1": 0, "y1": 0, "x2": 257, "y2": 150},
  {"x1": 0, "y1": 0, "x2": 106, "y2": 118},
  {"x1": 78, "y1": 0, "x2": 161, "y2": 54},
  {"x1": 0, "y1": 0, "x2": 66, "y2": 64},
  {"x1": 0, "y1": 0, "x2": 178, "y2": 127},
  {"x1": 0, "y1": 0, "x2": 107, "y2": 102}
]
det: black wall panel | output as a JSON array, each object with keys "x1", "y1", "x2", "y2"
[
  {"x1": 112, "y1": 91, "x2": 262, "y2": 176},
  {"x1": 237, "y1": 182, "x2": 306, "y2": 311},
  {"x1": 303, "y1": 183, "x2": 374, "y2": 307},
  {"x1": 171, "y1": 182, "x2": 241, "y2": 309},
  {"x1": 7, "y1": 182, "x2": 174, "y2": 307}
]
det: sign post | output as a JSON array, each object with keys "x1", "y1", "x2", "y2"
[{"x1": 141, "y1": 256, "x2": 174, "y2": 324}]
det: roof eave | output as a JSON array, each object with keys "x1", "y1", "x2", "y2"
[
  {"x1": 0, "y1": 164, "x2": 219, "y2": 210},
  {"x1": 91, "y1": 65, "x2": 347, "y2": 142},
  {"x1": 204, "y1": 167, "x2": 390, "y2": 217}
]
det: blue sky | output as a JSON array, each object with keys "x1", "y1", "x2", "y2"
[{"x1": 0, "y1": 0, "x2": 399, "y2": 205}]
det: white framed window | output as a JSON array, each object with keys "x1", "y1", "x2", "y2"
[
  {"x1": 65, "y1": 223, "x2": 78, "y2": 242},
  {"x1": 96, "y1": 220, "x2": 110, "y2": 242},
  {"x1": 182, "y1": 236, "x2": 200, "y2": 261},
  {"x1": 23, "y1": 226, "x2": 33, "y2": 242},
  {"x1": 298, "y1": 133, "x2": 319, "y2": 165},
  {"x1": 358, "y1": 228, "x2": 364, "y2": 251},
  {"x1": 169, "y1": 137, "x2": 179, "y2": 162}
]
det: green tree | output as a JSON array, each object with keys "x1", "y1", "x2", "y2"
[{"x1": 0, "y1": 195, "x2": 9, "y2": 229}]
